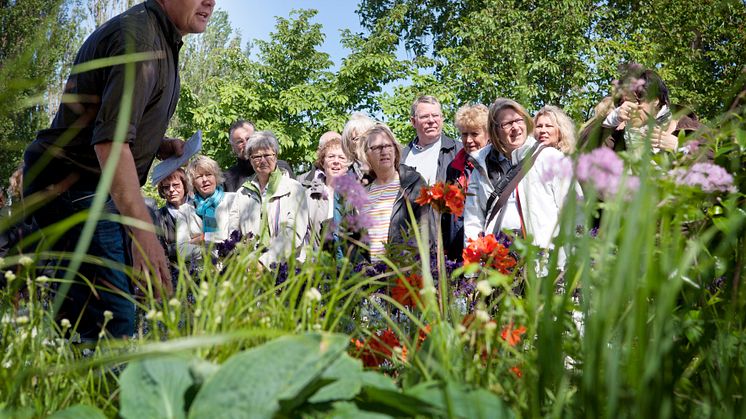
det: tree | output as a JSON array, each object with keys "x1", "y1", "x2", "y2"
[
  {"x1": 0, "y1": 0, "x2": 81, "y2": 185},
  {"x1": 174, "y1": 9, "x2": 410, "y2": 169},
  {"x1": 356, "y1": 0, "x2": 746, "y2": 120}
]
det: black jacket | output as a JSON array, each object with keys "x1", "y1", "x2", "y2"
[
  {"x1": 366, "y1": 164, "x2": 434, "y2": 249},
  {"x1": 401, "y1": 134, "x2": 462, "y2": 184}
]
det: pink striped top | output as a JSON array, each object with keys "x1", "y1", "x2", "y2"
[{"x1": 362, "y1": 177, "x2": 400, "y2": 258}]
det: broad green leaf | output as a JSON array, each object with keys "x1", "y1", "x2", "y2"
[
  {"x1": 309, "y1": 353, "x2": 396, "y2": 404},
  {"x1": 188, "y1": 333, "x2": 348, "y2": 419},
  {"x1": 406, "y1": 381, "x2": 514, "y2": 419},
  {"x1": 326, "y1": 402, "x2": 392, "y2": 419},
  {"x1": 119, "y1": 356, "x2": 194, "y2": 419},
  {"x1": 48, "y1": 405, "x2": 106, "y2": 419}
]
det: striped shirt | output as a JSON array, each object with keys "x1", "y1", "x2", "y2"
[{"x1": 363, "y1": 177, "x2": 400, "y2": 258}]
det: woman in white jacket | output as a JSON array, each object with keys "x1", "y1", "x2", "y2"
[
  {"x1": 177, "y1": 155, "x2": 252, "y2": 260},
  {"x1": 237, "y1": 131, "x2": 309, "y2": 266},
  {"x1": 464, "y1": 98, "x2": 579, "y2": 252}
]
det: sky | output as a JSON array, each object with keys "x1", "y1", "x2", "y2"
[{"x1": 216, "y1": 0, "x2": 365, "y2": 68}]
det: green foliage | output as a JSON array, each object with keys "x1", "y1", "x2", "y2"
[
  {"x1": 0, "y1": 0, "x2": 81, "y2": 184},
  {"x1": 119, "y1": 356, "x2": 193, "y2": 419},
  {"x1": 174, "y1": 9, "x2": 411, "y2": 170},
  {"x1": 357, "y1": 0, "x2": 746, "y2": 120}
]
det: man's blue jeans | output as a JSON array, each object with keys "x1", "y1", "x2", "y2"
[{"x1": 34, "y1": 190, "x2": 134, "y2": 341}]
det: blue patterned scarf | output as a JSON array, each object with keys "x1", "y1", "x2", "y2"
[{"x1": 194, "y1": 186, "x2": 224, "y2": 234}]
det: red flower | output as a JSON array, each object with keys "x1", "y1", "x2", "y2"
[
  {"x1": 351, "y1": 329, "x2": 407, "y2": 367},
  {"x1": 415, "y1": 181, "x2": 465, "y2": 216},
  {"x1": 500, "y1": 322, "x2": 527, "y2": 347},
  {"x1": 391, "y1": 273, "x2": 423, "y2": 308},
  {"x1": 444, "y1": 183, "x2": 465, "y2": 217},
  {"x1": 510, "y1": 366, "x2": 523, "y2": 378},
  {"x1": 462, "y1": 234, "x2": 516, "y2": 273},
  {"x1": 417, "y1": 324, "x2": 432, "y2": 348}
]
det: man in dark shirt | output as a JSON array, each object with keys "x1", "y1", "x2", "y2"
[
  {"x1": 223, "y1": 119, "x2": 294, "y2": 192},
  {"x1": 22, "y1": 0, "x2": 215, "y2": 340}
]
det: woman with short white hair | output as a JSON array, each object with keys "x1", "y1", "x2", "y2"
[{"x1": 237, "y1": 131, "x2": 309, "y2": 266}]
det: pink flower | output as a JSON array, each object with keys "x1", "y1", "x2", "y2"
[
  {"x1": 669, "y1": 163, "x2": 737, "y2": 194},
  {"x1": 333, "y1": 174, "x2": 369, "y2": 207},
  {"x1": 576, "y1": 148, "x2": 639, "y2": 200},
  {"x1": 540, "y1": 154, "x2": 574, "y2": 183}
]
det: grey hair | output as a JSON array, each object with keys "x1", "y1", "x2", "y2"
[
  {"x1": 228, "y1": 119, "x2": 255, "y2": 138},
  {"x1": 411, "y1": 95, "x2": 441, "y2": 117},
  {"x1": 187, "y1": 155, "x2": 225, "y2": 186},
  {"x1": 341, "y1": 112, "x2": 376, "y2": 161},
  {"x1": 242, "y1": 130, "x2": 280, "y2": 159}
]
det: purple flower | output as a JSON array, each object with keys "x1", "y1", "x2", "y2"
[
  {"x1": 540, "y1": 153, "x2": 574, "y2": 183},
  {"x1": 576, "y1": 148, "x2": 638, "y2": 199},
  {"x1": 333, "y1": 174, "x2": 369, "y2": 207},
  {"x1": 215, "y1": 230, "x2": 244, "y2": 257},
  {"x1": 669, "y1": 163, "x2": 737, "y2": 194},
  {"x1": 342, "y1": 213, "x2": 372, "y2": 232}
]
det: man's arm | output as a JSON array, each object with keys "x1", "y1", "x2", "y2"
[{"x1": 95, "y1": 141, "x2": 172, "y2": 297}]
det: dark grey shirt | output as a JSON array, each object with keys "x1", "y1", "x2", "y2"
[{"x1": 24, "y1": 0, "x2": 182, "y2": 191}]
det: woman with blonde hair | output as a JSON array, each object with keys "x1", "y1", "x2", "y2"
[
  {"x1": 464, "y1": 99, "x2": 579, "y2": 257},
  {"x1": 533, "y1": 105, "x2": 576, "y2": 154},
  {"x1": 177, "y1": 156, "x2": 250, "y2": 259},
  {"x1": 341, "y1": 112, "x2": 376, "y2": 183}
]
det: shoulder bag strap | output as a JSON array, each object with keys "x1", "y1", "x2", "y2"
[{"x1": 485, "y1": 143, "x2": 547, "y2": 229}]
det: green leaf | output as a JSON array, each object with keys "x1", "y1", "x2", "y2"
[
  {"x1": 309, "y1": 353, "x2": 396, "y2": 404},
  {"x1": 188, "y1": 333, "x2": 348, "y2": 419},
  {"x1": 326, "y1": 402, "x2": 392, "y2": 419},
  {"x1": 48, "y1": 405, "x2": 107, "y2": 419},
  {"x1": 405, "y1": 381, "x2": 514, "y2": 419},
  {"x1": 119, "y1": 356, "x2": 194, "y2": 419}
]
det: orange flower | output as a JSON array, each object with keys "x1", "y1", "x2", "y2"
[
  {"x1": 510, "y1": 366, "x2": 523, "y2": 378},
  {"x1": 391, "y1": 273, "x2": 423, "y2": 308},
  {"x1": 415, "y1": 181, "x2": 465, "y2": 216},
  {"x1": 352, "y1": 329, "x2": 407, "y2": 367},
  {"x1": 444, "y1": 183, "x2": 465, "y2": 217},
  {"x1": 415, "y1": 186, "x2": 432, "y2": 206},
  {"x1": 417, "y1": 324, "x2": 432, "y2": 348},
  {"x1": 500, "y1": 322, "x2": 527, "y2": 347},
  {"x1": 462, "y1": 234, "x2": 516, "y2": 274}
]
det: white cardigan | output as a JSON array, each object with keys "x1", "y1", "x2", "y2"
[
  {"x1": 237, "y1": 174, "x2": 309, "y2": 266},
  {"x1": 464, "y1": 136, "x2": 579, "y2": 249}
]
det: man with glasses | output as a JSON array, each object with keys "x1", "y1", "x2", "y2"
[
  {"x1": 224, "y1": 119, "x2": 294, "y2": 192},
  {"x1": 402, "y1": 95, "x2": 462, "y2": 185}
]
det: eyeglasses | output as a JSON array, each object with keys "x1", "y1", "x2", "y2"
[
  {"x1": 416, "y1": 113, "x2": 442, "y2": 122},
  {"x1": 250, "y1": 153, "x2": 276, "y2": 162},
  {"x1": 500, "y1": 118, "x2": 525, "y2": 130},
  {"x1": 368, "y1": 143, "x2": 395, "y2": 154},
  {"x1": 161, "y1": 182, "x2": 183, "y2": 191}
]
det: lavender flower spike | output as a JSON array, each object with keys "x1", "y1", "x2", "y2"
[{"x1": 333, "y1": 173, "x2": 369, "y2": 207}]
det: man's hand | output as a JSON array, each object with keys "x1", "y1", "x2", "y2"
[
  {"x1": 95, "y1": 141, "x2": 173, "y2": 299},
  {"x1": 131, "y1": 229, "x2": 173, "y2": 298},
  {"x1": 617, "y1": 101, "x2": 639, "y2": 123},
  {"x1": 157, "y1": 137, "x2": 185, "y2": 160}
]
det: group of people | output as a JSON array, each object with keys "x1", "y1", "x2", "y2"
[
  {"x1": 150, "y1": 93, "x2": 584, "y2": 274},
  {"x1": 7, "y1": 0, "x2": 701, "y2": 340}
]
